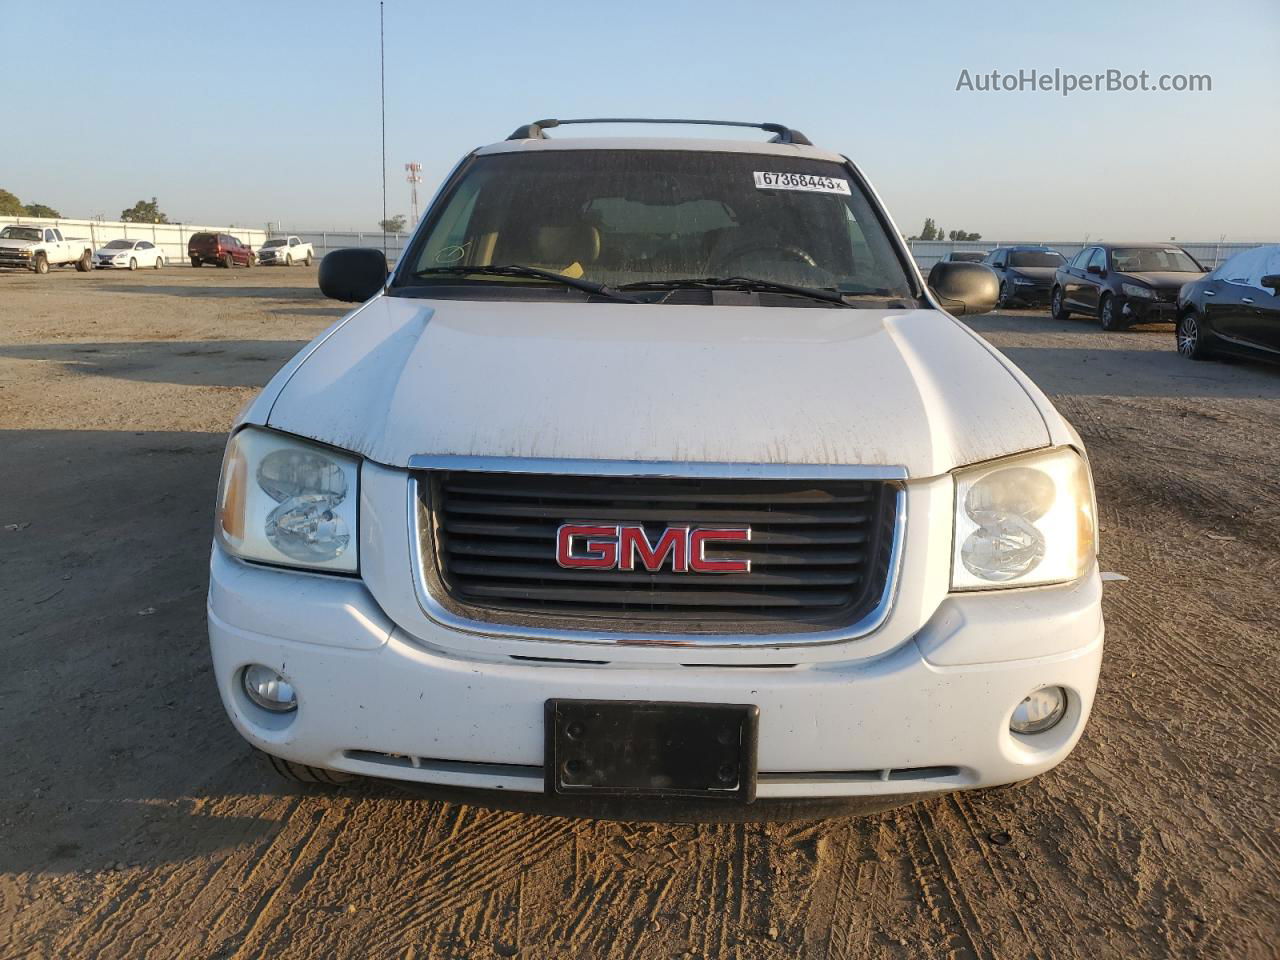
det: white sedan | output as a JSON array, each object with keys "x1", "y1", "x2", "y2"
[{"x1": 94, "y1": 239, "x2": 165, "y2": 270}]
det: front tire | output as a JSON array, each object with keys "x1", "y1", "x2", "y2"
[
  {"x1": 129, "y1": 257, "x2": 137, "y2": 271},
  {"x1": 154, "y1": 255, "x2": 164, "y2": 270},
  {"x1": 997, "y1": 281, "x2": 1012, "y2": 309},
  {"x1": 1099, "y1": 294, "x2": 1125, "y2": 331},
  {"x1": 1177, "y1": 310, "x2": 1213, "y2": 361},
  {"x1": 259, "y1": 750, "x2": 358, "y2": 787},
  {"x1": 33, "y1": 253, "x2": 49, "y2": 275},
  {"x1": 1051, "y1": 286, "x2": 1071, "y2": 320},
  {"x1": 286, "y1": 253, "x2": 293, "y2": 267},
  {"x1": 304, "y1": 252, "x2": 312, "y2": 266},
  {"x1": 75, "y1": 250, "x2": 92, "y2": 272},
  {"x1": 246, "y1": 254, "x2": 255, "y2": 268}
]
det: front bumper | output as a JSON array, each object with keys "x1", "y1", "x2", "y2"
[
  {"x1": 1121, "y1": 297, "x2": 1178, "y2": 323},
  {"x1": 0, "y1": 254, "x2": 35, "y2": 268},
  {"x1": 1009, "y1": 282, "x2": 1052, "y2": 305},
  {"x1": 208, "y1": 544, "x2": 1104, "y2": 807}
]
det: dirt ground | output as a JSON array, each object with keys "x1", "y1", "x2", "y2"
[{"x1": 1, "y1": 266, "x2": 1277, "y2": 960}]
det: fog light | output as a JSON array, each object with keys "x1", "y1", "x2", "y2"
[
  {"x1": 242, "y1": 664, "x2": 297, "y2": 713},
  {"x1": 1010, "y1": 687, "x2": 1066, "y2": 735}
]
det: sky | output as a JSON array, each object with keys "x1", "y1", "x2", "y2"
[{"x1": 5, "y1": 0, "x2": 1278, "y2": 240}]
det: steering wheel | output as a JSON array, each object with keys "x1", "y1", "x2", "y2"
[{"x1": 712, "y1": 242, "x2": 820, "y2": 273}]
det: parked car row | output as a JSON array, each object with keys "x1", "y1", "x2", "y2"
[{"x1": 930, "y1": 240, "x2": 1279, "y2": 365}]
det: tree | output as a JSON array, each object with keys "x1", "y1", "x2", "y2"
[
  {"x1": 23, "y1": 203, "x2": 62, "y2": 218},
  {"x1": 908, "y1": 218, "x2": 939, "y2": 241},
  {"x1": 120, "y1": 197, "x2": 169, "y2": 224},
  {"x1": 0, "y1": 188, "x2": 23, "y2": 216},
  {"x1": 379, "y1": 215, "x2": 407, "y2": 233},
  {"x1": 948, "y1": 229, "x2": 983, "y2": 242}
]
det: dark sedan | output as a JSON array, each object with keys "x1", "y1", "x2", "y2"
[
  {"x1": 984, "y1": 246, "x2": 1066, "y2": 307},
  {"x1": 1051, "y1": 243, "x2": 1206, "y2": 331},
  {"x1": 1175, "y1": 244, "x2": 1280, "y2": 363}
]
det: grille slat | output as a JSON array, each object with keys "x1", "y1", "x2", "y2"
[
  {"x1": 420, "y1": 471, "x2": 898, "y2": 634},
  {"x1": 444, "y1": 539, "x2": 867, "y2": 566},
  {"x1": 456, "y1": 581, "x2": 857, "y2": 608},
  {"x1": 447, "y1": 560, "x2": 863, "y2": 586},
  {"x1": 442, "y1": 500, "x2": 865, "y2": 524}
]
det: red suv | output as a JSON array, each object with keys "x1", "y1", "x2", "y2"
[{"x1": 189, "y1": 232, "x2": 255, "y2": 268}]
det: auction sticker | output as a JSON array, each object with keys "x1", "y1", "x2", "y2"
[{"x1": 754, "y1": 171, "x2": 851, "y2": 194}]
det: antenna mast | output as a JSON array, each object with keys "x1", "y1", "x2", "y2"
[
  {"x1": 379, "y1": 2, "x2": 387, "y2": 264},
  {"x1": 405, "y1": 162, "x2": 422, "y2": 225}
]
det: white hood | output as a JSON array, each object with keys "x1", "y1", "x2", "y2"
[{"x1": 264, "y1": 296, "x2": 1052, "y2": 478}]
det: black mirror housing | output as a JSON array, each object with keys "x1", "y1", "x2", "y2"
[
  {"x1": 926, "y1": 261, "x2": 999, "y2": 316},
  {"x1": 1086, "y1": 264, "x2": 1102, "y2": 275},
  {"x1": 318, "y1": 248, "x2": 389, "y2": 302},
  {"x1": 1261, "y1": 274, "x2": 1280, "y2": 292}
]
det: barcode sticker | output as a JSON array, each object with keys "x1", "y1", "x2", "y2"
[{"x1": 754, "y1": 172, "x2": 851, "y2": 194}]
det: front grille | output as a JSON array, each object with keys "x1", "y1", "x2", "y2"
[{"x1": 418, "y1": 471, "x2": 899, "y2": 635}]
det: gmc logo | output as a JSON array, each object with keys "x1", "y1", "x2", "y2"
[{"x1": 556, "y1": 524, "x2": 751, "y2": 573}]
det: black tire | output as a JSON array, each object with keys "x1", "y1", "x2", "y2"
[
  {"x1": 33, "y1": 253, "x2": 49, "y2": 275},
  {"x1": 304, "y1": 253, "x2": 312, "y2": 266},
  {"x1": 154, "y1": 255, "x2": 164, "y2": 270},
  {"x1": 222, "y1": 253, "x2": 233, "y2": 269},
  {"x1": 285, "y1": 253, "x2": 293, "y2": 267},
  {"x1": 1099, "y1": 294, "x2": 1125, "y2": 331},
  {"x1": 191, "y1": 257, "x2": 201, "y2": 268},
  {"x1": 1176, "y1": 310, "x2": 1213, "y2": 361},
  {"x1": 997, "y1": 281, "x2": 1012, "y2": 309},
  {"x1": 1051, "y1": 286, "x2": 1071, "y2": 320},
  {"x1": 259, "y1": 750, "x2": 358, "y2": 787},
  {"x1": 129, "y1": 257, "x2": 137, "y2": 271},
  {"x1": 246, "y1": 254, "x2": 255, "y2": 269},
  {"x1": 75, "y1": 250, "x2": 92, "y2": 272}
]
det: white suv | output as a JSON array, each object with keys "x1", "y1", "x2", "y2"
[{"x1": 209, "y1": 119, "x2": 1103, "y2": 818}]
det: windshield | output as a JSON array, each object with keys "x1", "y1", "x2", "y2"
[
  {"x1": 1, "y1": 226, "x2": 41, "y2": 242},
  {"x1": 104, "y1": 239, "x2": 134, "y2": 249},
  {"x1": 1009, "y1": 251, "x2": 1064, "y2": 268},
  {"x1": 264, "y1": 239, "x2": 287, "y2": 247},
  {"x1": 1112, "y1": 247, "x2": 1201, "y2": 273},
  {"x1": 397, "y1": 150, "x2": 917, "y2": 302}
]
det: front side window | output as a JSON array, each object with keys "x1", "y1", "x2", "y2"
[
  {"x1": 397, "y1": 149, "x2": 917, "y2": 304},
  {"x1": 1087, "y1": 248, "x2": 1107, "y2": 271}
]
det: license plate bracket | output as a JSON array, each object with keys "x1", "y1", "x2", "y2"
[{"x1": 545, "y1": 700, "x2": 759, "y2": 802}]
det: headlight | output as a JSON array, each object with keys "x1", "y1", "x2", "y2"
[
  {"x1": 1013, "y1": 277, "x2": 1035, "y2": 286},
  {"x1": 1121, "y1": 283, "x2": 1154, "y2": 299},
  {"x1": 951, "y1": 447, "x2": 1096, "y2": 590},
  {"x1": 215, "y1": 427, "x2": 358, "y2": 573}
]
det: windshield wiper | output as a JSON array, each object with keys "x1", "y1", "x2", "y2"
[
  {"x1": 619, "y1": 276, "x2": 852, "y2": 307},
  {"x1": 410, "y1": 265, "x2": 642, "y2": 303}
]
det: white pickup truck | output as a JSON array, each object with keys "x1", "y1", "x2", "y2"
[
  {"x1": 0, "y1": 224, "x2": 94, "y2": 273},
  {"x1": 209, "y1": 118, "x2": 1103, "y2": 820},
  {"x1": 257, "y1": 235, "x2": 314, "y2": 267}
]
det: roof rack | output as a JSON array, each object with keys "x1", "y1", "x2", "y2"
[{"x1": 506, "y1": 118, "x2": 813, "y2": 146}]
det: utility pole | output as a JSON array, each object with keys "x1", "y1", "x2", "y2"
[{"x1": 405, "y1": 162, "x2": 422, "y2": 225}]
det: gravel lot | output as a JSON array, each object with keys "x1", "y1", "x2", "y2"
[{"x1": 2, "y1": 266, "x2": 1277, "y2": 959}]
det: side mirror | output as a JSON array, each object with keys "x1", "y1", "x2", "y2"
[
  {"x1": 1261, "y1": 274, "x2": 1280, "y2": 293},
  {"x1": 927, "y1": 261, "x2": 999, "y2": 316},
  {"x1": 319, "y1": 248, "x2": 389, "y2": 302},
  {"x1": 1086, "y1": 264, "x2": 1102, "y2": 275}
]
